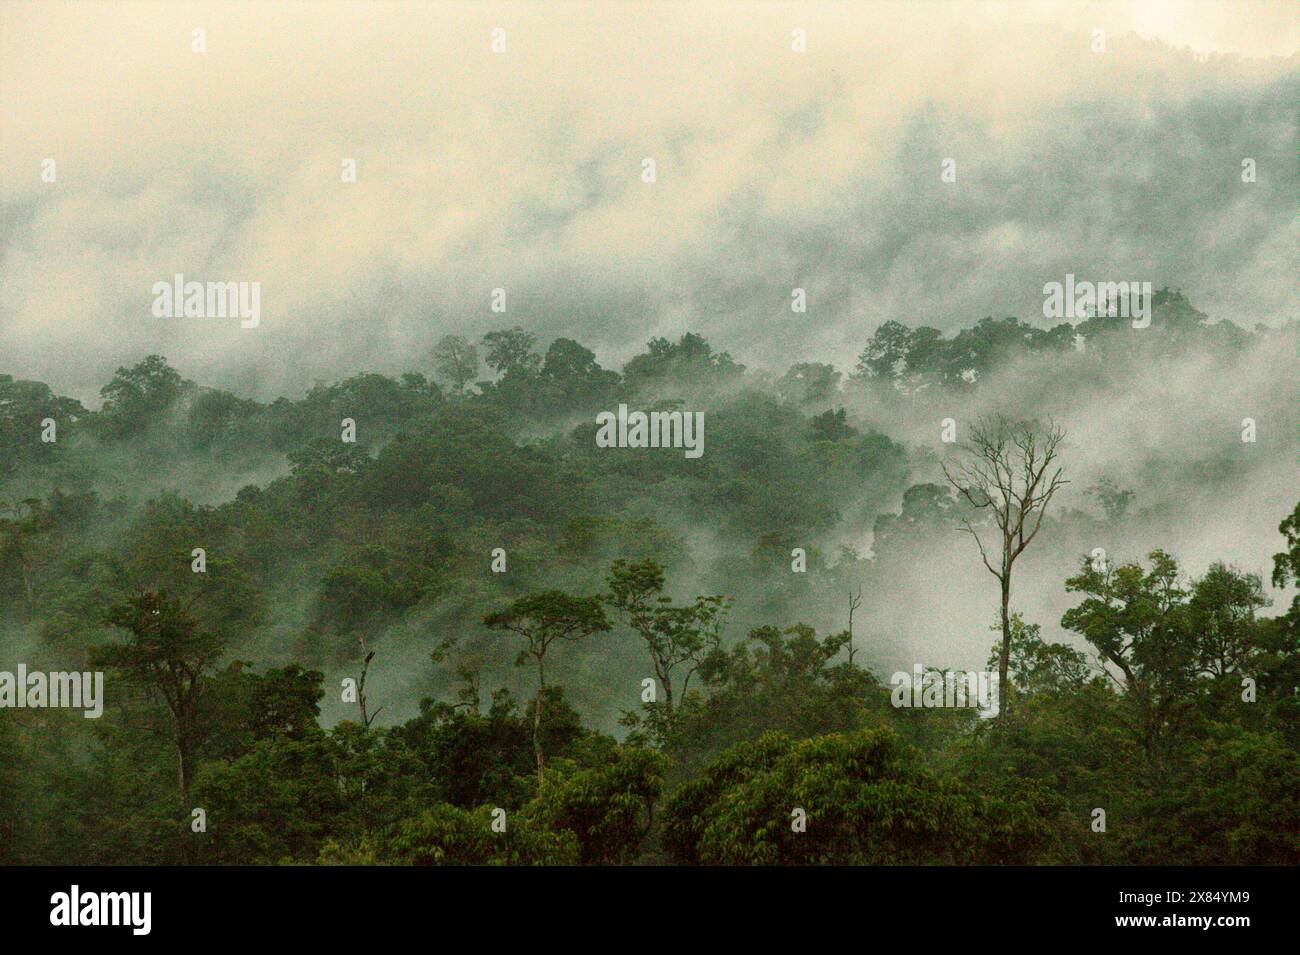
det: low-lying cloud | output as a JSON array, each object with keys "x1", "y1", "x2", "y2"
[{"x1": 1, "y1": 1, "x2": 1296, "y2": 404}]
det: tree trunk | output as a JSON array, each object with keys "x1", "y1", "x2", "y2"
[
  {"x1": 533, "y1": 657, "x2": 545, "y2": 789},
  {"x1": 659, "y1": 661, "x2": 673, "y2": 717},
  {"x1": 178, "y1": 733, "x2": 196, "y2": 863},
  {"x1": 998, "y1": 574, "x2": 1012, "y2": 717},
  {"x1": 177, "y1": 735, "x2": 193, "y2": 807}
]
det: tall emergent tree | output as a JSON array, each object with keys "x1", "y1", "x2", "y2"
[
  {"x1": 94, "y1": 591, "x2": 224, "y2": 806},
  {"x1": 606, "y1": 559, "x2": 729, "y2": 722},
  {"x1": 942, "y1": 416, "x2": 1067, "y2": 716},
  {"x1": 430, "y1": 335, "x2": 480, "y2": 395},
  {"x1": 484, "y1": 590, "x2": 610, "y2": 787}
]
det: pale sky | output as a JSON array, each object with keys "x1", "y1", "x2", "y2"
[{"x1": 2, "y1": 0, "x2": 1296, "y2": 401}]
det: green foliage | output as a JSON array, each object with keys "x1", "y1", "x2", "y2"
[
  {"x1": 530, "y1": 746, "x2": 666, "y2": 864},
  {"x1": 481, "y1": 327, "x2": 542, "y2": 378},
  {"x1": 430, "y1": 335, "x2": 481, "y2": 395},
  {"x1": 358, "y1": 803, "x2": 578, "y2": 866},
  {"x1": 808, "y1": 408, "x2": 856, "y2": 442},
  {"x1": 1, "y1": 311, "x2": 1296, "y2": 866},
  {"x1": 622, "y1": 333, "x2": 743, "y2": 393},
  {"x1": 1128, "y1": 724, "x2": 1300, "y2": 865},
  {"x1": 662, "y1": 623, "x2": 884, "y2": 775},
  {"x1": 0, "y1": 375, "x2": 84, "y2": 476},
  {"x1": 394, "y1": 690, "x2": 539, "y2": 809},
  {"x1": 484, "y1": 590, "x2": 612, "y2": 669},
  {"x1": 607, "y1": 558, "x2": 728, "y2": 732},
  {"x1": 96, "y1": 355, "x2": 189, "y2": 438},
  {"x1": 1061, "y1": 551, "x2": 1288, "y2": 764},
  {"x1": 663, "y1": 728, "x2": 1061, "y2": 865},
  {"x1": 987, "y1": 612, "x2": 1093, "y2": 703}
]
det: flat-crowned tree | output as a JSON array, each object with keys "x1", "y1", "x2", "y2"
[{"x1": 483, "y1": 590, "x2": 610, "y2": 787}]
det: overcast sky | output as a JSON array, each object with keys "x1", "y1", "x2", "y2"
[{"x1": 2, "y1": 0, "x2": 1296, "y2": 403}]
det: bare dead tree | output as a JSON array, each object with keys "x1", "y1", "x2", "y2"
[
  {"x1": 357, "y1": 632, "x2": 383, "y2": 728},
  {"x1": 941, "y1": 416, "x2": 1067, "y2": 717},
  {"x1": 846, "y1": 586, "x2": 863, "y2": 667}
]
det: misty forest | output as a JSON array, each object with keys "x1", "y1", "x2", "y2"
[{"x1": 1, "y1": 293, "x2": 1297, "y2": 865}]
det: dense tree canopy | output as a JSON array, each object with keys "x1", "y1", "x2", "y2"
[{"x1": 1, "y1": 304, "x2": 1296, "y2": 865}]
